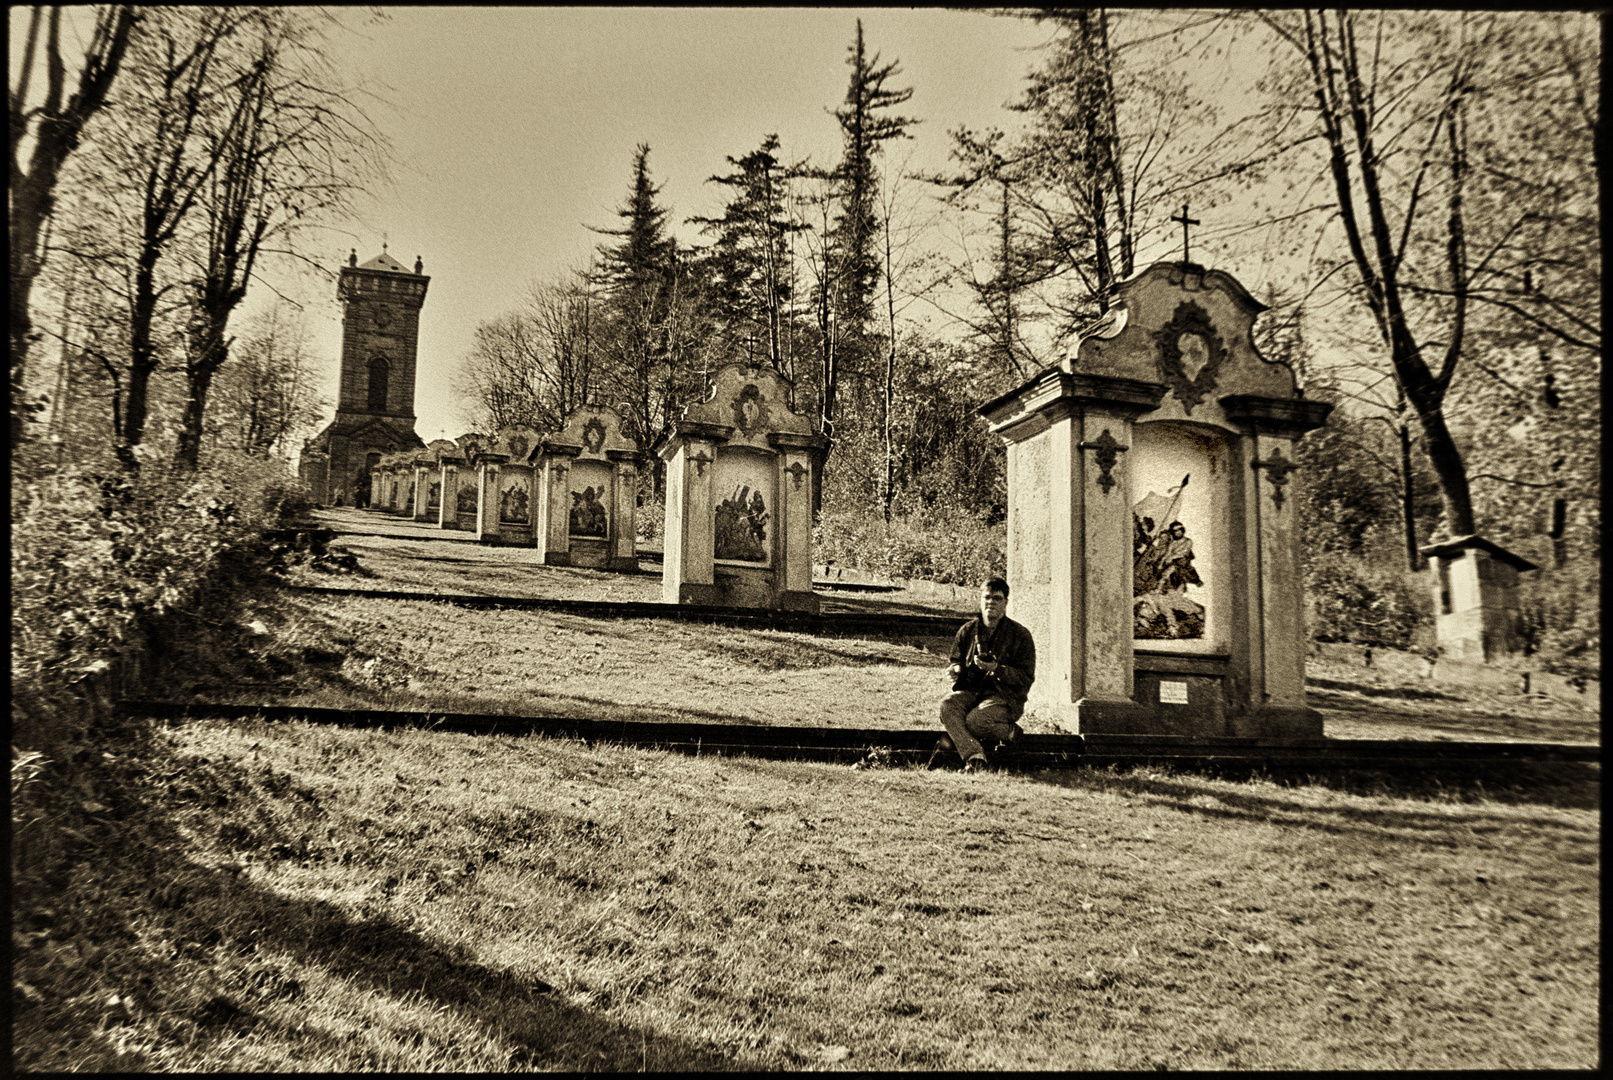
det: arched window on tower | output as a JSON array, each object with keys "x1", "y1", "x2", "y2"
[{"x1": 368, "y1": 357, "x2": 390, "y2": 412}]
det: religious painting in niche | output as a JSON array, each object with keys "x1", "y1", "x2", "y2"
[
  {"x1": 456, "y1": 483, "x2": 477, "y2": 514},
  {"x1": 569, "y1": 487, "x2": 608, "y2": 536},
  {"x1": 715, "y1": 485, "x2": 770, "y2": 562},
  {"x1": 1178, "y1": 333, "x2": 1210, "y2": 381},
  {"x1": 1152, "y1": 302, "x2": 1226, "y2": 414},
  {"x1": 569, "y1": 461, "x2": 612, "y2": 538},
  {"x1": 499, "y1": 474, "x2": 531, "y2": 524},
  {"x1": 1132, "y1": 474, "x2": 1205, "y2": 639},
  {"x1": 428, "y1": 480, "x2": 441, "y2": 509},
  {"x1": 732, "y1": 383, "x2": 769, "y2": 434}
]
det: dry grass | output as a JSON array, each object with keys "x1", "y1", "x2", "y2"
[
  {"x1": 12, "y1": 511, "x2": 1599, "y2": 1071},
  {"x1": 255, "y1": 518, "x2": 1599, "y2": 746},
  {"x1": 12, "y1": 715, "x2": 1599, "y2": 1071}
]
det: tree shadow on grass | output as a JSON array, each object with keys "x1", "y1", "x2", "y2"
[
  {"x1": 1307, "y1": 677, "x2": 1464, "y2": 702},
  {"x1": 11, "y1": 725, "x2": 752, "y2": 1073},
  {"x1": 1029, "y1": 760, "x2": 1602, "y2": 828}
]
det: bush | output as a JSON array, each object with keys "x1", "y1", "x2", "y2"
[
  {"x1": 815, "y1": 494, "x2": 1005, "y2": 586},
  {"x1": 1516, "y1": 560, "x2": 1600, "y2": 680},
  {"x1": 636, "y1": 490, "x2": 666, "y2": 545},
  {"x1": 1304, "y1": 548, "x2": 1433, "y2": 653},
  {"x1": 11, "y1": 450, "x2": 304, "y2": 754}
]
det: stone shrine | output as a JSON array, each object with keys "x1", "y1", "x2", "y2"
[
  {"x1": 979, "y1": 262, "x2": 1333, "y2": 737},
  {"x1": 532, "y1": 405, "x2": 643, "y2": 570},
  {"x1": 412, "y1": 441, "x2": 457, "y2": 522},
  {"x1": 298, "y1": 247, "x2": 429, "y2": 505},
  {"x1": 657, "y1": 362, "x2": 826, "y2": 611},
  {"x1": 468, "y1": 426, "x2": 544, "y2": 545},
  {"x1": 437, "y1": 434, "x2": 487, "y2": 530},
  {"x1": 371, "y1": 450, "x2": 410, "y2": 514},
  {"x1": 1419, "y1": 534, "x2": 1537, "y2": 661}
]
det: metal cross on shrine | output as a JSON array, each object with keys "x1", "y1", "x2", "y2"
[{"x1": 1171, "y1": 203, "x2": 1201, "y2": 265}]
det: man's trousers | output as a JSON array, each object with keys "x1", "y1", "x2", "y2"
[{"x1": 939, "y1": 690, "x2": 1020, "y2": 764}]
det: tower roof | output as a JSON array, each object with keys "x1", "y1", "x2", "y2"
[{"x1": 358, "y1": 248, "x2": 410, "y2": 273}]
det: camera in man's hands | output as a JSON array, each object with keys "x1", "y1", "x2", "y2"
[{"x1": 973, "y1": 648, "x2": 996, "y2": 667}]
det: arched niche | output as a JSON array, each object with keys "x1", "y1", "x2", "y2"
[
  {"x1": 367, "y1": 356, "x2": 390, "y2": 412},
  {"x1": 1128, "y1": 420, "x2": 1233, "y2": 656}
]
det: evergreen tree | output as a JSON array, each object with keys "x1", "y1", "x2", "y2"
[
  {"x1": 591, "y1": 142, "x2": 677, "y2": 312},
  {"x1": 687, "y1": 134, "x2": 807, "y2": 373},
  {"x1": 828, "y1": 20, "x2": 917, "y2": 336}
]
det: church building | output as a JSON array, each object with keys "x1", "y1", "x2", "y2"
[{"x1": 298, "y1": 246, "x2": 429, "y2": 506}]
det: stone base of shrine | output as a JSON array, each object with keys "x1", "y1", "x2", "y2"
[
  {"x1": 1034, "y1": 650, "x2": 1323, "y2": 739},
  {"x1": 668, "y1": 580, "x2": 819, "y2": 614},
  {"x1": 1048, "y1": 698, "x2": 1322, "y2": 739}
]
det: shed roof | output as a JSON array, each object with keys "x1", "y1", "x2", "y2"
[{"x1": 1419, "y1": 534, "x2": 1539, "y2": 571}]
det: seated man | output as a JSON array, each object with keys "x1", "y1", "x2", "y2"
[{"x1": 935, "y1": 576, "x2": 1036, "y2": 772}]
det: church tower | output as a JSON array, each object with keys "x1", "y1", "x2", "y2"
[{"x1": 299, "y1": 246, "x2": 430, "y2": 506}]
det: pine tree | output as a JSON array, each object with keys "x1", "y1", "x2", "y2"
[
  {"x1": 592, "y1": 143, "x2": 677, "y2": 312},
  {"x1": 828, "y1": 20, "x2": 917, "y2": 335},
  {"x1": 688, "y1": 134, "x2": 807, "y2": 374}
]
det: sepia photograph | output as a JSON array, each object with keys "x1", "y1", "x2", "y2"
[{"x1": 11, "y1": 6, "x2": 1598, "y2": 1071}]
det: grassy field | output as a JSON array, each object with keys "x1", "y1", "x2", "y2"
[
  {"x1": 11, "y1": 511, "x2": 1599, "y2": 1070},
  {"x1": 13, "y1": 714, "x2": 1600, "y2": 1071},
  {"x1": 260, "y1": 512, "x2": 1598, "y2": 746}
]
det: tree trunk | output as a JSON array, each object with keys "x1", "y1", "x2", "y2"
[
  {"x1": 1409, "y1": 395, "x2": 1475, "y2": 538},
  {"x1": 1398, "y1": 419, "x2": 1420, "y2": 571},
  {"x1": 117, "y1": 253, "x2": 163, "y2": 470},
  {"x1": 176, "y1": 365, "x2": 220, "y2": 470},
  {"x1": 9, "y1": 5, "x2": 137, "y2": 447}
]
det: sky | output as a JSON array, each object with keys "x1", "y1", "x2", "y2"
[{"x1": 248, "y1": 7, "x2": 1063, "y2": 443}]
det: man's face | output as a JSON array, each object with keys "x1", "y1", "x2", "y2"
[
  {"x1": 1169, "y1": 524, "x2": 1185, "y2": 540},
  {"x1": 980, "y1": 587, "x2": 1008, "y2": 622}
]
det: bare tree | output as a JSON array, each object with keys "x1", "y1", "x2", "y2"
[
  {"x1": 458, "y1": 269, "x2": 600, "y2": 434},
  {"x1": 207, "y1": 301, "x2": 326, "y2": 457},
  {"x1": 9, "y1": 4, "x2": 136, "y2": 444},
  {"x1": 176, "y1": 7, "x2": 389, "y2": 469},
  {"x1": 1255, "y1": 9, "x2": 1561, "y2": 538},
  {"x1": 63, "y1": 6, "x2": 247, "y2": 468}
]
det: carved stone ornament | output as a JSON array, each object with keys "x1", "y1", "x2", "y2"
[
  {"x1": 581, "y1": 418, "x2": 606, "y2": 454},
  {"x1": 732, "y1": 383, "x2": 769, "y2": 434},
  {"x1": 1078, "y1": 428, "x2": 1128, "y2": 495},
  {"x1": 786, "y1": 461, "x2": 808, "y2": 491},
  {"x1": 689, "y1": 450, "x2": 713, "y2": 477},
  {"x1": 508, "y1": 435, "x2": 529, "y2": 461},
  {"x1": 1153, "y1": 301, "x2": 1228, "y2": 415},
  {"x1": 1252, "y1": 446, "x2": 1299, "y2": 510}
]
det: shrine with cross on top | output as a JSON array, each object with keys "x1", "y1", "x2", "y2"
[{"x1": 977, "y1": 259, "x2": 1333, "y2": 738}]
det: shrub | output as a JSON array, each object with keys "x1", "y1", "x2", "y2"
[
  {"x1": 1304, "y1": 548, "x2": 1433, "y2": 653},
  {"x1": 1516, "y1": 560, "x2": 1600, "y2": 680},
  {"x1": 11, "y1": 450, "x2": 303, "y2": 754},
  {"x1": 636, "y1": 490, "x2": 666, "y2": 545},
  {"x1": 815, "y1": 494, "x2": 1004, "y2": 586}
]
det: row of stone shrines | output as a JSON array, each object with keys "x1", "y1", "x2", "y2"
[
  {"x1": 367, "y1": 404, "x2": 643, "y2": 571},
  {"x1": 365, "y1": 374, "x2": 826, "y2": 612},
  {"x1": 356, "y1": 260, "x2": 1528, "y2": 741}
]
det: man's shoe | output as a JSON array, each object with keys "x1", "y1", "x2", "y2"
[{"x1": 963, "y1": 754, "x2": 989, "y2": 774}]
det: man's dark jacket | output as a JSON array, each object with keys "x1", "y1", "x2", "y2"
[{"x1": 949, "y1": 614, "x2": 1036, "y2": 715}]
